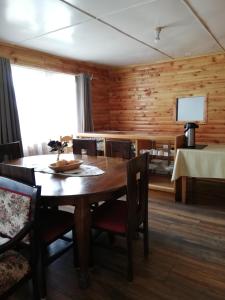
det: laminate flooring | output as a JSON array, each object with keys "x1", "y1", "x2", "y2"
[{"x1": 9, "y1": 184, "x2": 225, "y2": 300}]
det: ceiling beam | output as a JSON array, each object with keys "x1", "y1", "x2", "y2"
[
  {"x1": 181, "y1": 0, "x2": 225, "y2": 52},
  {"x1": 60, "y1": 0, "x2": 174, "y2": 59}
]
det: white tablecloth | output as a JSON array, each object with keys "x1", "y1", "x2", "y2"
[{"x1": 171, "y1": 145, "x2": 225, "y2": 181}]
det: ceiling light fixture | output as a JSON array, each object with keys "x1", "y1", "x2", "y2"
[{"x1": 154, "y1": 26, "x2": 162, "y2": 43}]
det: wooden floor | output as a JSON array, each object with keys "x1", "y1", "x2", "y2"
[{"x1": 10, "y1": 182, "x2": 225, "y2": 300}]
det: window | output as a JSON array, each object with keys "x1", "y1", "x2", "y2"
[{"x1": 12, "y1": 65, "x2": 77, "y2": 155}]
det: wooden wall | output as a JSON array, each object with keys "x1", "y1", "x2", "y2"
[
  {"x1": 1, "y1": 41, "x2": 225, "y2": 144},
  {"x1": 109, "y1": 53, "x2": 225, "y2": 144},
  {"x1": 0, "y1": 42, "x2": 110, "y2": 131}
]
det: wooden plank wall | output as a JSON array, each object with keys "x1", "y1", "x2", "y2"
[
  {"x1": 109, "y1": 53, "x2": 225, "y2": 144},
  {"x1": 0, "y1": 42, "x2": 111, "y2": 131},
  {"x1": 1, "y1": 41, "x2": 225, "y2": 144}
]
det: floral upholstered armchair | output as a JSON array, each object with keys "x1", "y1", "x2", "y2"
[{"x1": 0, "y1": 175, "x2": 41, "y2": 299}]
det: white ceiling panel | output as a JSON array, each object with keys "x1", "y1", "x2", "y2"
[
  {"x1": 0, "y1": 0, "x2": 90, "y2": 43},
  {"x1": 102, "y1": 0, "x2": 221, "y2": 58},
  {"x1": 64, "y1": 0, "x2": 158, "y2": 18},
  {"x1": 21, "y1": 19, "x2": 166, "y2": 65},
  {"x1": 188, "y1": 0, "x2": 225, "y2": 47},
  {"x1": 0, "y1": 0, "x2": 225, "y2": 66}
]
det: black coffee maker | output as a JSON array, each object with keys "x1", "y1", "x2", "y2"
[{"x1": 184, "y1": 122, "x2": 199, "y2": 148}]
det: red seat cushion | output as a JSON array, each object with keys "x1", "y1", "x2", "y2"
[
  {"x1": 92, "y1": 200, "x2": 127, "y2": 234},
  {"x1": 40, "y1": 209, "x2": 74, "y2": 244}
]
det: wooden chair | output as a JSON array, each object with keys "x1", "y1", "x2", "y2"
[
  {"x1": 0, "y1": 163, "x2": 35, "y2": 186},
  {"x1": 92, "y1": 153, "x2": 149, "y2": 281},
  {"x1": 0, "y1": 141, "x2": 22, "y2": 162},
  {"x1": 60, "y1": 135, "x2": 73, "y2": 153},
  {"x1": 73, "y1": 138, "x2": 97, "y2": 156},
  {"x1": 0, "y1": 175, "x2": 41, "y2": 299},
  {"x1": 106, "y1": 140, "x2": 133, "y2": 159},
  {"x1": 0, "y1": 163, "x2": 76, "y2": 296}
]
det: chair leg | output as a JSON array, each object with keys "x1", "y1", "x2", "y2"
[
  {"x1": 108, "y1": 232, "x2": 115, "y2": 245},
  {"x1": 143, "y1": 220, "x2": 149, "y2": 257},
  {"x1": 72, "y1": 229, "x2": 79, "y2": 268},
  {"x1": 127, "y1": 234, "x2": 133, "y2": 281},
  {"x1": 40, "y1": 267, "x2": 47, "y2": 299},
  {"x1": 32, "y1": 270, "x2": 41, "y2": 300},
  {"x1": 39, "y1": 248, "x2": 47, "y2": 299}
]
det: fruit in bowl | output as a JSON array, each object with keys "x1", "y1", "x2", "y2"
[{"x1": 49, "y1": 159, "x2": 83, "y2": 172}]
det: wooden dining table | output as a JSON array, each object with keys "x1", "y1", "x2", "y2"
[{"x1": 8, "y1": 153, "x2": 128, "y2": 288}]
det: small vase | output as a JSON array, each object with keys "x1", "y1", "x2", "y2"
[{"x1": 57, "y1": 149, "x2": 61, "y2": 161}]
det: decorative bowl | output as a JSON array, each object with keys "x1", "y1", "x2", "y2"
[{"x1": 48, "y1": 159, "x2": 83, "y2": 172}]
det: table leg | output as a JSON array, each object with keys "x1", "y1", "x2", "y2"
[
  {"x1": 181, "y1": 176, "x2": 188, "y2": 204},
  {"x1": 175, "y1": 176, "x2": 188, "y2": 203},
  {"x1": 75, "y1": 198, "x2": 90, "y2": 289}
]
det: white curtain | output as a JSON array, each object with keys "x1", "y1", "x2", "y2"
[{"x1": 11, "y1": 65, "x2": 78, "y2": 156}]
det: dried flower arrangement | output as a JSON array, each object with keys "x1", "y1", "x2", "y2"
[{"x1": 48, "y1": 140, "x2": 68, "y2": 161}]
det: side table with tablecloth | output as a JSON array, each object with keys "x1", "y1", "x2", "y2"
[{"x1": 172, "y1": 145, "x2": 225, "y2": 203}]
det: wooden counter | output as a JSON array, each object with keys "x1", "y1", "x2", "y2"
[
  {"x1": 77, "y1": 131, "x2": 185, "y2": 196},
  {"x1": 77, "y1": 131, "x2": 184, "y2": 155}
]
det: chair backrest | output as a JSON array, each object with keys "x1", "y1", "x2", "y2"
[
  {"x1": 0, "y1": 175, "x2": 40, "y2": 240},
  {"x1": 127, "y1": 153, "x2": 149, "y2": 232},
  {"x1": 0, "y1": 163, "x2": 35, "y2": 186},
  {"x1": 60, "y1": 135, "x2": 73, "y2": 153},
  {"x1": 60, "y1": 135, "x2": 73, "y2": 143},
  {"x1": 0, "y1": 176, "x2": 41, "y2": 298},
  {"x1": 0, "y1": 141, "x2": 22, "y2": 163},
  {"x1": 106, "y1": 140, "x2": 133, "y2": 159},
  {"x1": 73, "y1": 139, "x2": 97, "y2": 156}
]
